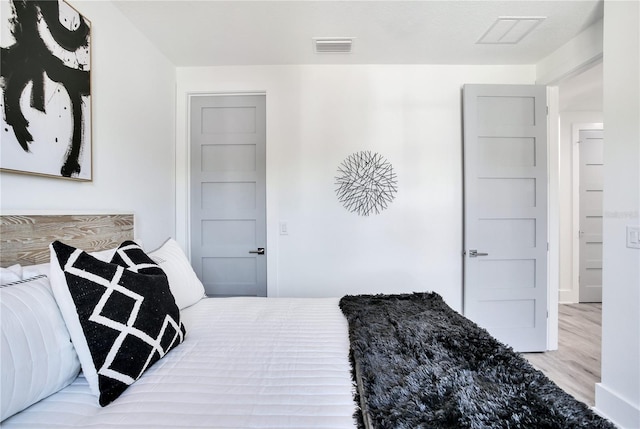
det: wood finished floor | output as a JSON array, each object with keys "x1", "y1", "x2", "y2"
[{"x1": 523, "y1": 303, "x2": 602, "y2": 406}]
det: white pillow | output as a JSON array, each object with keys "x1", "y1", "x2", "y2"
[
  {"x1": 0, "y1": 265, "x2": 22, "y2": 285},
  {"x1": 21, "y1": 263, "x2": 50, "y2": 280},
  {"x1": 148, "y1": 238, "x2": 206, "y2": 309},
  {"x1": 0, "y1": 275, "x2": 81, "y2": 422}
]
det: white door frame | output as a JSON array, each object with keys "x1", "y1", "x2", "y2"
[
  {"x1": 180, "y1": 91, "x2": 269, "y2": 293},
  {"x1": 547, "y1": 86, "x2": 560, "y2": 351},
  {"x1": 572, "y1": 122, "x2": 604, "y2": 301}
]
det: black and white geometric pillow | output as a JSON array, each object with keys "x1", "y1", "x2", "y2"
[{"x1": 49, "y1": 240, "x2": 186, "y2": 406}]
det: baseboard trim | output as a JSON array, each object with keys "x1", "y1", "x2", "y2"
[
  {"x1": 559, "y1": 290, "x2": 578, "y2": 304},
  {"x1": 595, "y1": 383, "x2": 640, "y2": 428}
]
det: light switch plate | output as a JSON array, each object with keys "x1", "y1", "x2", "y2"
[
  {"x1": 627, "y1": 226, "x2": 640, "y2": 249},
  {"x1": 279, "y1": 221, "x2": 288, "y2": 235}
]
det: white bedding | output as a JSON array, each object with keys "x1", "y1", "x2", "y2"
[{"x1": 2, "y1": 297, "x2": 357, "y2": 429}]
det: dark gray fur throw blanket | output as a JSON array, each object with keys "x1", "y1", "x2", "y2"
[{"x1": 339, "y1": 292, "x2": 615, "y2": 429}]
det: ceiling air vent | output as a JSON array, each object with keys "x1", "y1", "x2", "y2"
[
  {"x1": 477, "y1": 16, "x2": 546, "y2": 44},
  {"x1": 313, "y1": 38, "x2": 354, "y2": 54}
]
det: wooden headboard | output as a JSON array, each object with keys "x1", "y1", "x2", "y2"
[{"x1": 0, "y1": 214, "x2": 134, "y2": 267}]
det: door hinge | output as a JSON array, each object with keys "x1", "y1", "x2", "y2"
[
  {"x1": 546, "y1": 106, "x2": 549, "y2": 115},
  {"x1": 547, "y1": 242, "x2": 549, "y2": 251}
]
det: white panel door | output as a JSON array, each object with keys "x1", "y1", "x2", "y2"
[
  {"x1": 190, "y1": 95, "x2": 267, "y2": 297},
  {"x1": 579, "y1": 129, "x2": 604, "y2": 303},
  {"x1": 463, "y1": 84, "x2": 548, "y2": 352}
]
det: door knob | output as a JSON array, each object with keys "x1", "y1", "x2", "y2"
[
  {"x1": 249, "y1": 247, "x2": 265, "y2": 255},
  {"x1": 469, "y1": 249, "x2": 488, "y2": 257}
]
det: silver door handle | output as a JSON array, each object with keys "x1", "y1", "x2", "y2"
[
  {"x1": 249, "y1": 247, "x2": 265, "y2": 255},
  {"x1": 469, "y1": 249, "x2": 488, "y2": 257}
]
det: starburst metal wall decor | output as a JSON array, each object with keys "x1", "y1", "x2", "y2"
[{"x1": 335, "y1": 151, "x2": 398, "y2": 216}]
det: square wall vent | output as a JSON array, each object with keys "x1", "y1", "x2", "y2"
[
  {"x1": 477, "y1": 16, "x2": 546, "y2": 44},
  {"x1": 313, "y1": 38, "x2": 354, "y2": 54}
]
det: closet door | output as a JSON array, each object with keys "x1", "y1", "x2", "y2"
[
  {"x1": 579, "y1": 129, "x2": 604, "y2": 303},
  {"x1": 190, "y1": 94, "x2": 267, "y2": 297}
]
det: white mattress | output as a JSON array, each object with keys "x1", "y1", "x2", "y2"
[{"x1": 3, "y1": 297, "x2": 357, "y2": 428}]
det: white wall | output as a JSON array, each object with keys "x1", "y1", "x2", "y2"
[
  {"x1": 176, "y1": 65, "x2": 536, "y2": 309},
  {"x1": 558, "y1": 111, "x2": 603, "y2": 303},
  {"x1": 0, "y1": 1, "x2": 176, "y2": 250},
  {"x1": 595, "y1": 1, "x2": 640, "y2": 427},
  {"x1": 536, "y1": 19, "x2": 603, "y2": 86}
]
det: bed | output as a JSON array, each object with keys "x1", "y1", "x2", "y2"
[
  {"x1": 0, "y1": 215, "x2": 355, "y2": 428},
  {"x1": 0, "y1": 214, "x2": 615, "y2": 429}
]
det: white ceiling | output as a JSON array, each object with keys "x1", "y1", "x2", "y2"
[{"x1": 113, "y1": 0, "x2": 604, "y2": 67}]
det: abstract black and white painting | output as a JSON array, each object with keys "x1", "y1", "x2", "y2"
[
  {"x1": 335, "y1": 151, "x2": 398, "y2": 216},
  {"x1": 1, "y1": 0, "x2": 91, "y2": 180}
]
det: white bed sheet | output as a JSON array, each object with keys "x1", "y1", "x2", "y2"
[{"x1": 2, "y1": 297, "x2": 357, "y2": 429}]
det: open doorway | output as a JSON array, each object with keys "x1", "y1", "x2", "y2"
[
  {"x1": 557, "y1": 61, "x2": 604, "y2": 304},
  {"x1": 524, "y1": 61, "x2": 604, "y2": 405}
]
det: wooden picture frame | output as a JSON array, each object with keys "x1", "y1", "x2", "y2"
[{"x1": 0, "y1": 0, "x2": 92, "y2": 181}]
